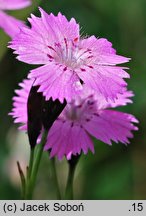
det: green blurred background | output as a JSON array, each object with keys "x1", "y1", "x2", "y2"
[{"x1": 0, "y1": 0, "x2": 145, "y2": 200}]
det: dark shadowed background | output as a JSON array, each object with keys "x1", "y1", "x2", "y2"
[{"x1": 0, "y1": 0, "x2": 145, "y2": 199}]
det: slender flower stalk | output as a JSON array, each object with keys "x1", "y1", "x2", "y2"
[
  {"x1": 25, "y1": 130, "x2": 48, "y2": 199},
  {"x1": 27, "y1": 148, "x2": 35, "y2": 180},
  {"x1": 50, "y1": 157, "x2": 61, "y2": 200},
  {"x1": 65, "y1": 155, "x2": 80, "y2": 199},
  {"x1": 65, "y1": 165, "x2": 75, "y2": 200}
]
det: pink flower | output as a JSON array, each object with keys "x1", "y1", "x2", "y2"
[
  {"x1": 10, "y1": 8, "x2": 130, "y2": 103},
  {"x1": 0, "y1": 0, "x2": 31, "y2": 38},
  {"x1": 10, "y1": 79, "x2": 138, "y2": 160}
]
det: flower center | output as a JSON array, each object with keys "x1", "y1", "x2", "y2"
[
  {"x1": 59, "y1": 94, "x2": 98, "y2": 125},
  {"x1": 47, "y1": 38, "x2": 94, "y2": 69}
]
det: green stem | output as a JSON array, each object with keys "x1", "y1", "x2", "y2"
[
  {"x1": 25, "y1": 130, "x2": 48, "y2": 199},
  {"x1": 50, "y1": 157, "x2": 61, "y2": 199},
  {"x1": 65, "y1": 155, "x2": 80, "y2": 200},
  {"x1": 25, "y1": 148, "x2": 35, "y2": 199},
  {"x1": 65, "y1": 164, "x2": 75, "y2": 199},
  {"x1": 27, "y1": 148, "x2": 35, "y2": 180},
  {"x1": 17, "y1": 161, "x2": 26, "y2": 200}
]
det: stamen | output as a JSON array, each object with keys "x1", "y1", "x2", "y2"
[
  {"x1": 64, "y1": 38, "x2": 68, "y2": 49},
  {"x1": 64, "y1": 38, "x2": 68, "y2": 60}
]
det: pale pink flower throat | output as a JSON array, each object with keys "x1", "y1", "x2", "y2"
[
  {"x1": 60, "y1": 94, "x2": 97, "y2": 126},
  {"x1": 47, "y1": 37, "x2": 94, "y2": 71}
]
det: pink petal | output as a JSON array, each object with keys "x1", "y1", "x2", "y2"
[
  {"x1": 9, "y1": 79, "x2": 33, "y2": 130},
  {"x1": 81, "y1": 36, "x2": 130, "y2": 65},
  {"x1": 44, "y1": 120, "x2": 94, "y2": 160},
  {"x1": 39, "y1": 8, "x2": 79, "y2": 43},
  {"x1": 0, "y1": 0, "x2": 31, "y2": 10},
  {"x1": 0, "y1": 11, "x2": 25, "y2": 38},
  {"x1": 95, "y1": 89, "x2": 134, "y2": 110},
  {"x1": 81, "y1": 36, "x2": 116, "y2": 54},
  {"x1": 28, "y1": 63, "x2": 83, "y2": 103},
  {"x1": 107, "y1": 90, "x2": 134, "y2": 108},
  {"x1": 9, "y1": 8, "x2": 79, "y2": 64},
  {"x1": 9, "y1": 25, "x2": 50, "y2": 63},
  {"x1": 84, "y1": 110, "x2": 138, "y2": 145},
  {"x1": 76, "y1": 65, "x2": 127, "y2": 101}
]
